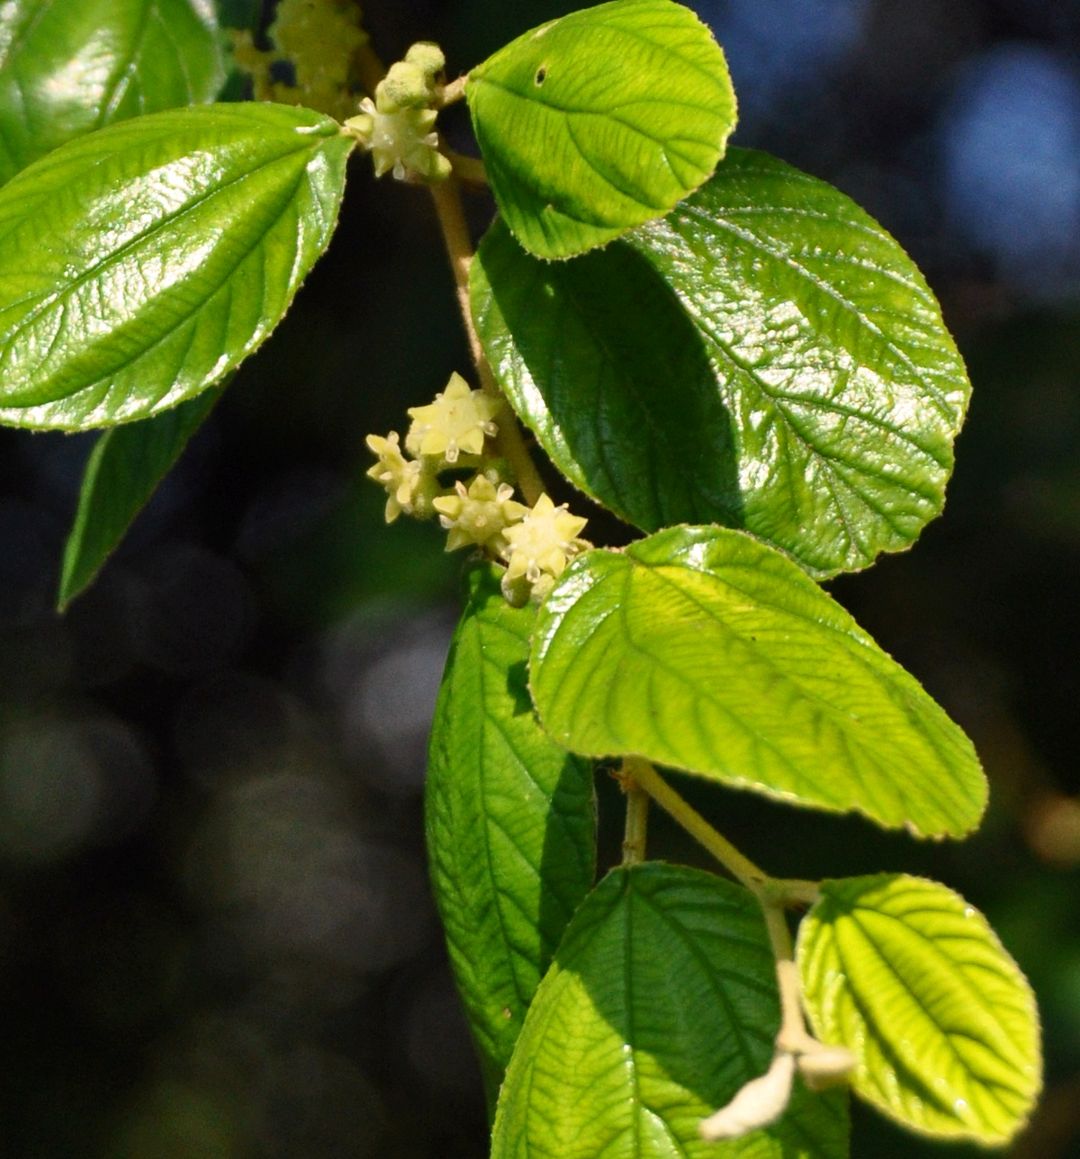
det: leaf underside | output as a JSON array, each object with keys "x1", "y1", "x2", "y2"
[
  {"x1": 58, "y1": 389, "x2": 220, "y2": 610},
  {"x1": 492, "y1": 863, "x2": 849, "y2": 1158},
  {"x1": 798, "y1": 874, "x2": 1041, "y2": 1145},
  {"x1": 426, "y1": 564, "x2": 596, "y2": 1105},
  {"x1": 530, "y1": 526, "x2": 987, "y2": 838}
]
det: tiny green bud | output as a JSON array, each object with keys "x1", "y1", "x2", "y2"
[
  {"x1": 699, "y1": 1052, "x2": 796, "y2": 1142},
  {"x1": 405, "y1": 41, "x2": 446, "y2": 83},
  {"x1": 379, "y1": 61, "x2": 431, "y2": 112}
]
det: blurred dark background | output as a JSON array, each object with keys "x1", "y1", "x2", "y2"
[{"x1": 1, "y1": 0, "x2": 1078, "y2": 1154}]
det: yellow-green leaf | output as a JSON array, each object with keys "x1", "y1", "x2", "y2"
[
  {"x1": 529, "y1": 525, "x2": 987, "y2": 838},
  {"x1": 797, "y1": 874, "x2": 1041, "y2": 1144},
  {"x1": 493, "y1": 863, "x2": 849, "y2": 1157},
  {"x1": 466, "y1": 0, "x2": 736, "y2": 259},
  {"x1": 0, "y1": 103, "x2": 353, "y2": 431},
  {"x1": 0, "y1": 0, "x2": 226, "y2": 186}
]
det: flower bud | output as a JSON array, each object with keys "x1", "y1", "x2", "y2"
[
  {"x1": 405, "y1": 42, "x2": 446, "y2": 85},
  {"x1": 379, "y1": 61, "x2": 432, "y2": 112},
  {"x1": 699, "y1": 1052, "x2": 796, "y2": 1142}
]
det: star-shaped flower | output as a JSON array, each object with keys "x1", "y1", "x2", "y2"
[
  {"x1": 433, "y1": 474, "x2": 527, "y2": 553},
  {"x1": 344, "y1": 57, "x2": 451, "y2": 183},
  {"x1": 405, "y1": 374, "x2": 501, "y2": 463},
  {"x1": 500, "y1": 493, "x2": 589, "y2": 603},
  {"x1": 365, "y1": 431, "x2": 435, "y2": 522}
]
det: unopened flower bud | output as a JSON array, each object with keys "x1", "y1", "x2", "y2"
[
  {"x1": 379, "y1": 61, "x2": 432, "y2": 111},
  {"x1": 405, "y1": 42, "x2": 446, "y2": 84},
  {"x1": 699, "y1": 1052, "x2": 796, "y2": 1142}
]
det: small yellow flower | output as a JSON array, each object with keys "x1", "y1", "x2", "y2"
[
  {"x1": 229, "y1": 0, "x2": 368, "y2": 120},
  {"x1": 433, "y1": 475, "x2": 527, "y2": 553},
  {"x1": 500, "y1": 493, "x2": 589, "y2": 602},
  {"x1": 365, "y1": 431, "x2": 435, "y2": 522},
  {"x1": 405, "y1": 374, "x2": 501, "y2": 463}
]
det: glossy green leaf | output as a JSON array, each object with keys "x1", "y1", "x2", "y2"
[
  {"x1": 57, "y1": 389, "x2": 219, "y2": 611},
  {"x1": 797, "y1": 874, "x2": 1041, "y2": 1144},
  {"x1": 466, "y1": 0, "x2": 736, "y2": 260},
  {"x1": 426, "y1": 564, "x2": 596, "y2": 1105},
  {"x1": 492, "y1": 862, "x2": 849, "y2": 1157},
  {"x1": 530, "y1": 525, "x2": 986, "y2": 838},
  {"x1": 0, "y1": 102, "x2": 353, "y2": 431},
  {"x1": 0, "y1": 0, "x2": 226, "y2": 186},
  {"x1": 472, "y1": 148, "x2": 970, "y2": 576}
]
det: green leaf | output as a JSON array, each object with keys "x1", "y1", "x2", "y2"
[
  {"x1": 425, "y1": 564, "x2": 596, "y2": 1105},
  {"x1": 466, "y1": 0, "x2": 736, "y2": 260},
  {"x1": 57, "y1": 389, "x2": 219, "y2": 611},
  {"x1": 472, "y1": 148, "x2": 970, "y2": 576},
  {"x1": 797, "y1": 874, "x2": 1041, "y2": 1145},
  {"x1": 0, "y1": 0, "x2": 226, "y2": 186},
  {"x1": 0, "y1": 102, "x2": 353, "y2": 431},
  {"x1": 492, "y1": 862, "x2": 849, "y2": 1157},
  {"x1": 529, "y1": 525, "x2": 986, "y2": 838}
]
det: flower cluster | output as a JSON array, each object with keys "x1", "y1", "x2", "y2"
[
  {"x1": 499, "y1": 495, "x2": 590, "y2": 605},
  {"x1": 344, "y1": 43, "x2": 451, "y2": 182},
  {"x1": 230, "y1": 0, "x2": 368, "y2": 120},
  {"x1": 366, "y1": 374, "x2": 590, "y2": 604}
]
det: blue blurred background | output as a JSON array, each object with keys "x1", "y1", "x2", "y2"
[{"x1": 1, "y1": 1, "x2": 1078, "y2": 1154}]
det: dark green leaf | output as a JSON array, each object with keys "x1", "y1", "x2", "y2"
[
  {"x1": 798, "y1": 875, "x2": 1041, "y2": 1145},
  {"x1": 58, "y1": 389, "x2": 219, "y2": 610},
  {"x1": 466, "y1": 0, "x2": 736, "y2": 259},
  {"x1": 426, "y1": 564, "x2": 596, "y2": 1105},
  {"x1": 0, "y1": 0, "x2": 226, "y2": 186},
  {"x1": 492, "y1": 863, "x2": 849, "y2": 1157},
  {"x1": 0, "y1": 102, "x2": 353, "y2": 431},
  {"x1": 530, "y1": 526, "x2": 987, "y2": 838},
  {"x1": 472, "y1": 149, "x2": 971, "y2": 576}
]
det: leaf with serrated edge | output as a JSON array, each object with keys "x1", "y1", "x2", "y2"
[
  {"x1": 0, "y1": 102, "x2": 353, "y2": 431},
  {"x1": 466, "y1": 0, "x2": 735, "y2": 259},
  {"x1": 0, "y1": 0, "x2": 226, "y2": 186},
  {"x1": 529, "y1": 525, "x2": 986, "y2": 838},
  {"x1": 426, "y1": 565, "x2": 595, "y2": 1106},
  {"x1": 58, "y1": 389, "x2": 219, "y2": 611},
  {"x1": 492, "y1": 863, "x2": 848, "y2": 1158},
  {"x1": 797, "y1": 874, "x2": 1041, "y2": 1144},
  {"x1": 472, "y1": 148, "x2": 970, "y2": 576}
]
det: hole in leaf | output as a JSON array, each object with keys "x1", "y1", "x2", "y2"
[{"x1": 535, "y1": 66, "x2": 547, "y2": 86}]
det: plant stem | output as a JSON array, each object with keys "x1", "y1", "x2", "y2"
[
  {"x1": 621, "y1": 777, "x2": 650, "y2": 865},
  {"x1": 445, "y1": 149, "x2": 488, "y2": 188},
  {"x1": 353, "y1": 33, "x2": 543, "y2": 504},
  {"x1": 439, "y1": 75, "x2": 468, "y2": 106},
  {"x1": 625, "y1": 758, "x2": 827, "y2": 1061},
  {"x1": 428, "y1": 178, "x2": 482, "y2": 365},
  {"x1": 623, "y1": 759, "x2": 820, "y2": 906},
  {"x1": 427, "y1": 178, "x2": 545, "y2": 504},
  {"x1": 623, "y1": 757, "x2": 768, "y2": 892}
]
